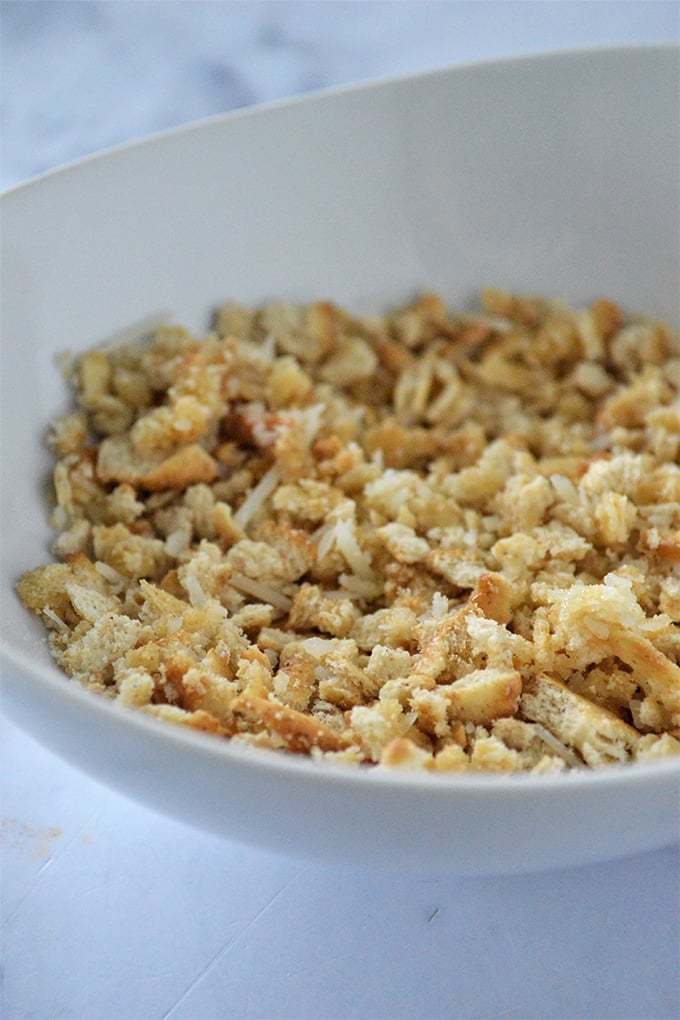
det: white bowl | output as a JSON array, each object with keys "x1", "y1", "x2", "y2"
[{"x1": 2, "y1": 46, "x2": 679, "y2": 875}]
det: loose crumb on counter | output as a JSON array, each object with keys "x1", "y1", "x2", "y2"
[{"x1": 16, "y1": 289, "x2": 680, "y2": 772}]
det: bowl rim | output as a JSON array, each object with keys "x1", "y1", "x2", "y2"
[
  {"x1": 2, "y1": 40, "x2": 678, "y2": 199},
  {"x1": 2, "y1": 39, "x2": 679, "y2": 799}
]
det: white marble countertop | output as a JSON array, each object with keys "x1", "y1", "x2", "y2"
[
  {"x1": 2, "y1": 0, "x2": 678, "y2": 189},
  {"x1": 2, "y1": 4, "x2": 679, "y2": 1019}
]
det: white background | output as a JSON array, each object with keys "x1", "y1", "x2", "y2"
[{"x1": 2, "y1": 4, "x2": 679, "y2": 1019}]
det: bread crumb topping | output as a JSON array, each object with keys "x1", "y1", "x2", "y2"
[{"x1": 16, "y1": 290, "x2": 680, "y2": 772}]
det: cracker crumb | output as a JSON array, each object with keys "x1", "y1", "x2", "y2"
[{"x1": 17, "y1": 291, "x2": 680, "y2": 771}]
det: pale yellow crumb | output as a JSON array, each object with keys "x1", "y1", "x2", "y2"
[{"x1": 16, "y1": 290, "x2": 680, "y2": 772}]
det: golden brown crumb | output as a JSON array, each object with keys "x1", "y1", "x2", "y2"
[{"x1": 16, "y1": 291, "x2": 680, "y2": 771}]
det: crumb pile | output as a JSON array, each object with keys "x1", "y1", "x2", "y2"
[{"x1": 17, "y1": 290, "x2": 680, "y2": 772}]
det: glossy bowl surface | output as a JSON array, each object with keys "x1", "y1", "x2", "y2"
[{"x1": 2, "y1": 46, "x2": 679, "y2": 874}]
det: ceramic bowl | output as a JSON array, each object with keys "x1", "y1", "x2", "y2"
[{"x1": 2, "y1": 45, "x2": 679, "y2": 875}]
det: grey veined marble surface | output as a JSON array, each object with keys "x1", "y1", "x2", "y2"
[{"x1": 2, "y1": 0, "x2": 677, "y2": 189}]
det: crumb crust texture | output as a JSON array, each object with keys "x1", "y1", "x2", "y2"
[{"x1": 17, "y1": 290, "x2": 680, "y2": 773}]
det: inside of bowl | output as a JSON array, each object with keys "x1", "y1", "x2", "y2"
[{"x1": 2, "y1": 45, "x2": 678, "y2": 665}]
